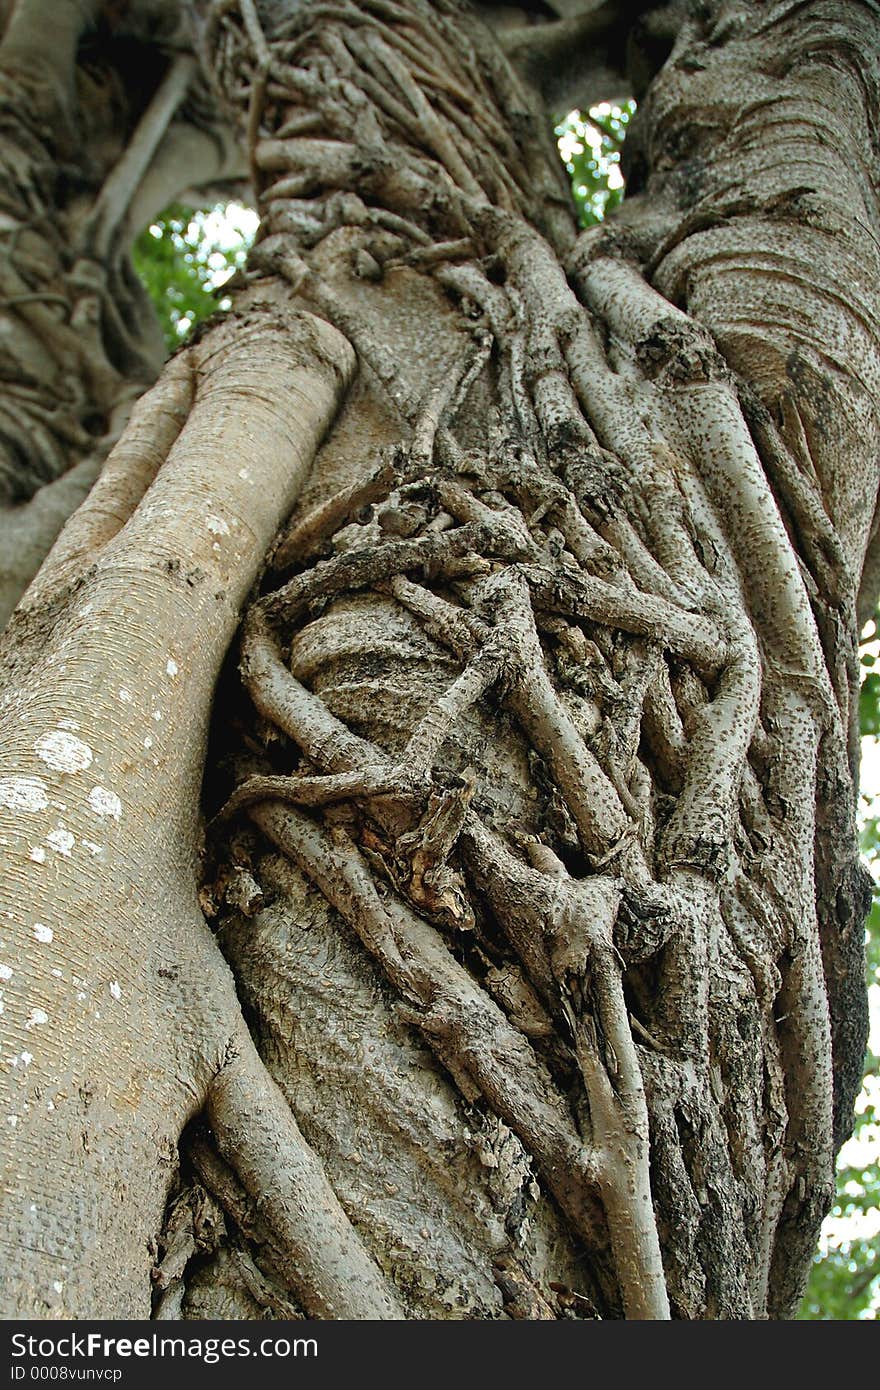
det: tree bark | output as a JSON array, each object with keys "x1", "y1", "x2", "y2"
[
  {"x1": 0, "y1": 0, "x2": 875, "y2": 1320},
  {"x1": 0, "y1": 0, "x2": 244, "y2": 627}
]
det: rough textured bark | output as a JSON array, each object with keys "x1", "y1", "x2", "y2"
[{"x1": 0, "y1": 0, "x2": 875, "y2": 1320}]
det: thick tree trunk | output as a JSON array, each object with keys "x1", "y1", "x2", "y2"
[
  {"x1": 0, "y1": 0, "x2": 243, "y2": 627},
  {"x1": 0, "y1": 0, "x2": 875, "y2": 1319}
]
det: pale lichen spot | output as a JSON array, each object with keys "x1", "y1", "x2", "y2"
[
  {"x1": 206, "y1": 515, "x2": 230, "y2": 536},
  {"x1": 47, "y1": 828, "x2": 74, "y2": 857},
  {"x1": 19, "y1": 1051, "x2": 33, "y2": 1065},
  {"x1": 238, "y1": 468, "x2": 250, "y2": 481},
  {"x1": 118, "y1": 688, "x2": 133, "y2": 704},
  {"x1": 82, "y1": 840, "x2": 104, "y2": 856},
  {"x1": 166, "y1": 659, "x2": 178, "y2": 678},
  {"x1": 29, "y1": 846, "x2": 46, "y2": 864},
  {"x1": 52, "y1": 1281, "x2": 63, "y2": 1294},
  {"x1": 87, "y1": 787, "x2": 122, "y2": 821},
  {"x1": 25, "y1": 1009, "x2": 48, "y2": 1030},
  {"x1": 0, "y1": 776, "x2": 49, "y2": 814},
  {"x1": 109, "y1": 980, "x2": 121, "y2": 1001},
  {"x1": 57, "y1": 719, "x2": 79, "y2": 732},
  {"x1": 0, "y1": 963, "x2": 13, "y2": 981},
  {"x1": 32, "y1": 924, "x2": 53, "y2": 944},
  {"x1": 47, "y1": 1100, "x2": 55, "y2": 1112},
  {"x1": 6, "y1": 1115, "x2": 17, "y2": 1127},
  {"x1": 51, "y1": 969, "x2": 62, "y2": 979},
  {"x1": 152, "y1": 710, "x2": 162, "y2": 722},
  {"x1": 34, "y1": 730, "x2": 93, "y2": 774},
  {"x1": 144, "y1": 736, "x2": 153, "y2": 750}
]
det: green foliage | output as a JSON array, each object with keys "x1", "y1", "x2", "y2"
[
  {"x1": 860, "y1": 675, "x2": 880, "y2": 737},
  {"x1": 860, "y1": 637, "x2": 880, "y2": 735},
  {"x1": 799, "y1": 1058, "x2": 880, "y2": 1320},
  {"x1": 132, "y1": 203, "x2": 257, "y2": 350},
  {"x1": 555, "y1": 101, "x2": 635, "y2": 227}
]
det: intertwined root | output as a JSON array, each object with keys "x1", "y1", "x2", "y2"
[
  {"x1": 214, "y1": 370, "x2": 788, "y2": 1319},
  {"x1": 194, "y1": 0, "x2": 870, "y2": 1319},
  {"x1": 233, "y1": 488, "x2": 672, "y2": 1316}
]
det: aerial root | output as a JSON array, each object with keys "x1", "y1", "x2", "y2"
[
  {"x1": 213, "y1": 765, "x2": 409, "y2": 825},
  {"x1": 235, "y1": 605, "x2": 674, "y2": 1317},
  {"x1": 261, "y1": 520, "x2": 498, "y2": 627},
  {"x1": 552, "y1": 877, "x2": 670, "y2": 1320},
  {"x1": 206, "y1": 1022, "x2": 405, "y2": 1319},
  {"x1": 250, "y1": 799, "x2": 613, "y2": 1268},
  {"x1": 273, "y1": 451, "x2": 402, "y2": 569},
  {"x1": 460, "y1": 817, "x2": 672, "y2": 1317},
  {"x1": 241, "y1": 612, "x2": 379, "y2": 772},
  {"x1": 409, "y1": 327, "x2": 493, "y2": 466}
]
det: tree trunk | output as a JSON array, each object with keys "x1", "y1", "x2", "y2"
[
  {"x1": 0, "y1": 0, "x2": 875, "y2": 1320},
  {"x1": 0, "y1": 0, "x2": 243, "y2": 627}
]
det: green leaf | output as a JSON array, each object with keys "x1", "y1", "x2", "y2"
[
  {"x1": 132, "y1": 202, "x2": 257, "y2": 351},
  {"x1": 799, "y1": 1237, "x2": 880, "y2": 1320},
  {"x1": 556, "y1": 101, "x2": 635, "y2": 228},
  {"x1": 860, "y1": 672, "x2": 880, "y2": 737}
]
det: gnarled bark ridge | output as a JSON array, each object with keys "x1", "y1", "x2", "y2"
[{"x1": 0, "y1": 0, "x2": 875, "y2": 1320}]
